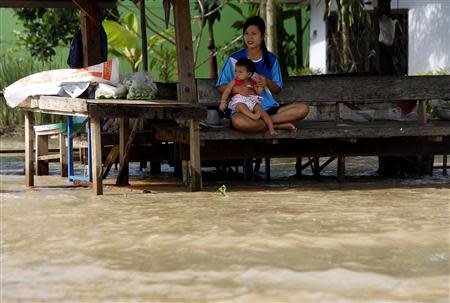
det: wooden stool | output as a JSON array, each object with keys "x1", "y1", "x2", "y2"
[{"x1": 34, "y1": 124, "x2": 68, "y2": 177}]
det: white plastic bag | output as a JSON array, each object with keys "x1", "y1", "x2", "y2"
[
  {"x1": 124, "y1": 72, "x2": 157, "y2": 100},
  {"x1": 4, "y1": 58, "x2": 120, "y2": 108},
  {"x1": 95, "y1": 83, "x2": 127, "y2": 99}
]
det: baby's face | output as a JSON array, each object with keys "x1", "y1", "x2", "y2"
[{"x1": 235, "y1": 66, "x2": 252, "y2": 81}]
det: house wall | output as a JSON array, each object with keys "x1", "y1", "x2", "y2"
[{"x1": 309, "y1": 0, "x2": 450, "y2": 75}]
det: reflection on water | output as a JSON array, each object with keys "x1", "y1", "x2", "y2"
[{"x1": 1, "y1": 136, "x2": 449, "y2": 302}]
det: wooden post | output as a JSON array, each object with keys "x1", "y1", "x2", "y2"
[
  {"x1": 295, "y1": 157, "x2": 302, "y2": 177},
  {"x1": 119, "y1": 118, "x2": 129, "y2": 185},
  {"x1": 417, "y1": 100, "x2": 427, "y2": 125},
  {"x1": 79, "y1": 0, "x2": 102, "y2": 67},
  {"x1": 173, "y1": 0, "x2": 202, "y2": 191},
  {"x1": 265, "y1": 158, "x2": 271, "y2": 182},
  {"x1": 443, "y1": 154, "x2": 448, "y2": 176},
  {"x1": 140, "y1": 0, "x2": 148, "y2": 71},
  {"x1": 313, "y1": 157, "x2": 320, "y2": 177},
  {"x1": 182, "y1": 160, "x2": 189, "y2": 186},
  {"x1": 335, "y1": 102, "x2": 343, "y2": 125},
  {"x1": 59, "y1": 132, "x2": 68, "y2": 177},
  {"x1": 189, "y1": 120, "x2": 202, "y2": 190},
  {"x1": 337, "y1": 155, "x2": 346, "y2": 182},
  {"x1": 90, "y1": 117, "x2": 103, "y2": 195},
  {"x1": 35, "y1": 133, "x2": 49, "y2": 175},
  {"x1": 116, "y1": 118, "x2": 140, "y2": 185},
  {"x1": 24, "y1": 111, "x2": 34, "y2": 187}
]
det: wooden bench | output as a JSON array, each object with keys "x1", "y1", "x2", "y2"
[{"x1": 153, "y1": 75, "x2": 450, "y2": 182}]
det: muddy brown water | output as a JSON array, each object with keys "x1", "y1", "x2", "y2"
[{"x1": 1, "y1": 136, "x2": 449, "y2": 302}]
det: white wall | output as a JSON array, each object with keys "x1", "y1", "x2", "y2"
[
  {"x1": 308, "y1": 0, "x2": 450, "y2": 75},
  {"x1": 407, "y1": 2, "x2": 450, "y2": 74},
  {"x1": 309, "y1": 0, "x2": 327, "y2": 73}
]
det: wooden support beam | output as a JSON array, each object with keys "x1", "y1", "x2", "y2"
[
  {"x1": 173, "y1": 0, "x2": 197, "y2": 104},
  {"x1": 243, "y1": 159, "x2": 253, "y2": 181},
  {"x1": 116, "y1": 119, "x2": 140, "y2": 186},
  {"x1": 24, "y1": 112, "x2": 34, "y2": 187},
  {"x1": 265, "y1": 158, "x2": 271, "y2": 182},
  {"x1": 189, "y1": 120, "x2": 202, "y2": 190},
  {"x1": 313, "y1": 157, "x2": 320, "y2": 177},
  {"x1": 59, "y1": 133, "x2": 68, "y2": 177},
  {"x1": 417, "y1": 100, "x2": 427, "y2": 125},
  {"x1": 443, "y1": 154, "x2": 448, "y2": 176},
  {"x1": 119, "y1": 118, "x2": 129, "y2": 185},
  {"x1": 140, "y1": 0, "x2": 148, "y2": 71},
  {"x1": 91, "y1": 117, "x2": 103, "y2": 195},
  {"x1": 295, "y1": 157, "x2": 302, "y2": 177},
  {"x1": 337, "y1": 155, "x2": 346, "y2": 182},
  {"x1": 173, "y1": 0, "x2": 201, "y2": 190},
  {"x1": 318, "y1": 156, "x2": 337, "y2": 172},
  {"x1": 182, "y1": 160, "x2": 189, "y2": 187},
  {"x1": 335, "y1": 102, "x2": 343, "y2": 125},
  {"x1": 102, "y1": 145, "x2": 120, "y2": 179},
  {"x1": 79, "y1": 0, "x2": 102, "y2": 67},
  {"x1": 35, "y1": 133, "x2": 49, "y2": 175}
]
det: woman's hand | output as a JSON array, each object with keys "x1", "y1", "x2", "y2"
[
  {"x1": 255, "y1": 74, "x2": 267, "y2": 88},
  {"x1": 232, "y1": 85, "x2": 254, "y2": 96}
]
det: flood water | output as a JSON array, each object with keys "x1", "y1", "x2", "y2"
[{"x1": 1, "y1": 136, "x2": 449, "y2": 302}]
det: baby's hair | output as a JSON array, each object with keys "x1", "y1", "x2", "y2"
[{"x1": 235, "y1": 58, "x2": 256, "y2": 75}]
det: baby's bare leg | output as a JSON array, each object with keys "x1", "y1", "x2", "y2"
[
  {"x1": 254, "y1": 104, "x2": 276, "y2": 135},
  {"x1": 236, "y1": 103, "x2": 260, "y2": 120}
]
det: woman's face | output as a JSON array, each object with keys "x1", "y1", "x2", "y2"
[{"x1": 244, "y1": 25, "x2": 264, "y2": 50}]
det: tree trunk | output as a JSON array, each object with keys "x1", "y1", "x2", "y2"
[
  {"x1": 259, "y1": 0, "x2": 267, "y2": 24},
  {"x1": 266, "y1": 0, "x2": 278, "y2": 55},
  {"x1": 336, "y1": 0, "x2": 350, "y2": 71},
  {"x1": 208, "y1": 20, "x2": 218, "y2": 79}
]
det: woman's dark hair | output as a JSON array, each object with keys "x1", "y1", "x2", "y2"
[
  {"x1": 236, "y1": 58, "x2": 256, "y2": 75},
  {"x1": 243, "y1": 16, "x2": 272, "y2": 70}
]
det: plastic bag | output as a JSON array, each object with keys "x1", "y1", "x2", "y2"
[
  {"x1": 95, "y1": 83, "x2": 127, "y2": 99},
  {"x1": 123, "y1": 72, "x2": 157, "y2": 100}
]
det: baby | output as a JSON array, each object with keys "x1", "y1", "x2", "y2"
[{"x1": 219, "y1": 58, "x2": 276, "y2": 135}]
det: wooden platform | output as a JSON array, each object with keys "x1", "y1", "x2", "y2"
[{"x1": 155, "y1": 120, "x2": 450, "y2": 143}]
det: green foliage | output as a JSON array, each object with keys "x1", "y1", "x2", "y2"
[
  {"x1": 215, "y1": 185, "x2": 228, "y2": 197},
  {"x1": 195, "y1": 0, "x2": 223, "y2": 27},
  {"x1": 416, "y1": 67, "x2": 450, "y2": 117},
  {"x1": 103, "y1": 12, "x2": 142, "y2": 72},
  {"x1": 14, "y1": 8, "x2": 79, "y2": 62},
  {"x1": 290, "y1": 67, "x2": 323, "y2": 76},
  {"x1": 148, "y1": 31, "x2": 177, "y2": 82},
  {"x1": 0, "y1": 54, "x2": 65, "y2": 130}
]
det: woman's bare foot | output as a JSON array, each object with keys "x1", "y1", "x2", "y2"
[
  {"x1": 275, "y1": 122, "x2": 297, "y2": 131},
  {"x1": 268, "y1": 127, "x2": 277, "y2": 136},
  {"x1": 249, "y1": 112, "x2": 261, "y2": 120}
]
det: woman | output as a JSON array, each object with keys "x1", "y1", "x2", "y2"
[{"x1": 216, "y1": 16, "x2": 309, "y2": 133}]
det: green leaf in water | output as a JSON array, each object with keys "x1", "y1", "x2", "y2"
[{"x1": 216, "y1": 185, "x2": 228, "y2": 197}]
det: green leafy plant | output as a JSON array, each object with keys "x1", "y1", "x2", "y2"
[
  {"x1": 0, "y1": 54, "x2": 65, "y2": 130},
  {"x1": 215, "y1": 184, "x2": 228, "y2": 197},
  {"x1": 103, "y1": 12, "x2": 142, "y2": 72},
  {"x1": 14, "y1": 8, "x2": 79, "y2": 62},
  {"x1": 148, "y1": 31, "x2": 178, "y2": 82}
]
